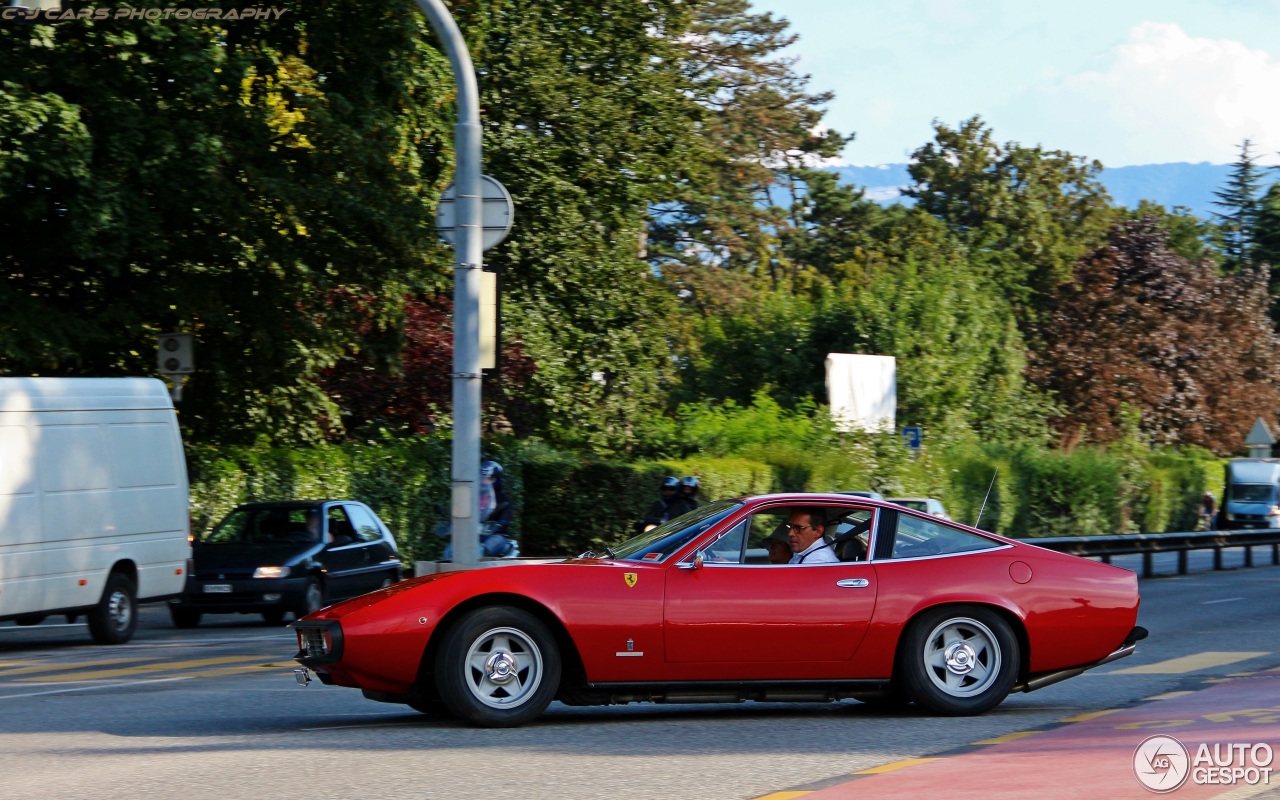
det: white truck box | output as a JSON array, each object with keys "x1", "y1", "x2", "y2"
[{"x1": 0, "y1": 377, "x2": 189, "y2": 643}]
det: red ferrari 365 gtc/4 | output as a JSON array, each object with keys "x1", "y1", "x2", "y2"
[{"x1": 293, "y1": 493, "x2": 1144, "y2": 727}]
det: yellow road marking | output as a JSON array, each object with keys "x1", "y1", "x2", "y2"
[
  {"x1": 1111, "y1": 651, "x2": 1269, "y2": 674},
  {"x1": 0, "y1": 657, "x2": 159, "y2": 678},
  {"x1": 972, "y1": 730, "x2": 1042, "y2": 745},
  {"x1": 27, "y1": 655, "x2": 277, "y2": 682},
  {"x1": 1144, "y1": 691, "x2": 1196, "y2": 701},
  {"x1": 853, "y1": 758, "x2": 940, "y2": 775},
  {"x1": 1059, "y1": 709, "x2": 1121, "y2": 723}
]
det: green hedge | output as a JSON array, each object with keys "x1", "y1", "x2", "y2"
[{"x1": 185, "y1": 435, "x2": 1225, "y2": 563}]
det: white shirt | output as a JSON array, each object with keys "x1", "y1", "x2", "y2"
[{"x1": 789, "y1": 539, "x2": 839, "y2": 564}]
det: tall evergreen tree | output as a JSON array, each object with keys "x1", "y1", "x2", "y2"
[{"x1": 1210, "y1": 139, "x2": 1265, "y2": 269}]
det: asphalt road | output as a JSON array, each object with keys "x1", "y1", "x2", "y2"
[{"x1": 1, "y1": 555, "x2": 1278, "y2": 800}]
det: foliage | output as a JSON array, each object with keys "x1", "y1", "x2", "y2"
[
  {"x1": 1210, "y1": 139, "x2": 1266, "y2": 269},
  {"x1": 904, "y1": 116, "x2": 1114, "y2": 329},
  {"x1": 1032, "y1": 217, "x2": 1280, "y2": 453},
  {"x1": 0, "y1": 1, "x2": 454, "y2": 443}
]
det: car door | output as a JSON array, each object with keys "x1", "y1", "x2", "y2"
[
  {"x1": 343, "y1": 502, "x2": 395, "y2": 594},
  {"x1": 320, "y1": 504, "x2": 366, "y2": 600},
  {"x1": 662, "y1": 503, "x2": 879, "y2": 677}
]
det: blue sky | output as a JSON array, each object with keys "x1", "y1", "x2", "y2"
[{"x1": 750, "y1": 0, "x2": 1280, "y2": 167}]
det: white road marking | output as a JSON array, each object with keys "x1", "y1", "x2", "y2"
[{"x1": 1201, "y1": 597, "x2": 1245, "y2": 604}]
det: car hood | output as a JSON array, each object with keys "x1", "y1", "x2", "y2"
[{"x1": 193, "y1": 543, "x2": 318, "y2": 573}]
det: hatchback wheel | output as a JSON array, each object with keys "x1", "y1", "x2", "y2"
[
  {"x1": 899, "y1": 606, "x2": 1018, "y2": 715},
  {"x1": 434, "y1": 606, "x2": 561, "y2": 727},
  {"x1": 293, "y1": 578, "x2": 325, "y2": 620}
]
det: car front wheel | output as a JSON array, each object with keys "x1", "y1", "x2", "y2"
[
  {"x1": 293, "y1": 578, "x2": 324, "y2": 620},
  {"x1": 899, "y1": 606, "x2": 1018, "y2": 716},
  {"x1": 434, "y1": 606, "x2": 561, "y2": 727}
]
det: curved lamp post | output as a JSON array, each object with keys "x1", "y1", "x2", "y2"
[{"x1": 413, "y1": 0, "x2": 482, "y2": 565}]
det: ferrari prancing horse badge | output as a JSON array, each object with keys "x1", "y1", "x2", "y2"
[{"x1": 624, "y1": 572, "x2": 638, "y2": 588}]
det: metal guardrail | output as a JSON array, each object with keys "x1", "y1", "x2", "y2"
[{"x1": 1025, "y1": 529, "x2": 1280, "y2": 578}]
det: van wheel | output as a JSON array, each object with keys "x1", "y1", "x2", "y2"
[
  {"x1": 169, "y1": 607, "x2": 202, "y2": 628},
  {"x1": 88, "y1": 573, "x2": 137, "y2": 644},
  {"x1": 14, "y1": 614, "x2": 46, "y2": 626}
]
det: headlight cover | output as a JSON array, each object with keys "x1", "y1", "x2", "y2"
[{"x1": 253, "y1": 566, "x2": 291, "y2": 579}]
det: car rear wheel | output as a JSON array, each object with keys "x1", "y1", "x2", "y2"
[
  {"x1": 899, "y1": 606, "x2": 1018, "y2": 716},
  {"x1": 169, "y1": 607, "x2": 202, "y2": 628},
  {"x1": 434, "y1": 605, "x2": 561, "y2": 728},
  {"x1": 88, "y1": 573, "x2": 137, "y2": 644}
]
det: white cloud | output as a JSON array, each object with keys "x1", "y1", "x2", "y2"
[{"x1": 1005, "y1": 22, "x2": 1280, "y2": 166}]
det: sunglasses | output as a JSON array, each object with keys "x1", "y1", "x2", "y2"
[{"x1": 784, "y1": 523, "x2": 815, "y2": 533}]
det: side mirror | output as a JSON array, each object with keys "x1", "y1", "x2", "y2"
[{"x1": 680, "y1": 551, "x2": 706, "y2": 570}]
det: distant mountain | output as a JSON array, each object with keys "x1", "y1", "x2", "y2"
[{"x1": 829, "y1": 162, "x2": 1241, "y2": 221}]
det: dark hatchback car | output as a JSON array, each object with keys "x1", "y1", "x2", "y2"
[{"x1": 169, "y1": 500, "x2": 402, "y2": 627}]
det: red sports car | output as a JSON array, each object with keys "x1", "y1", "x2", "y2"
[{"x1": 293, "y1": 494, "x2": 1144, "y2": 727}]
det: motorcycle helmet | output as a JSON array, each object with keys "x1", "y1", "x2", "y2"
[
  {"x1": 680, "y1": 476, "x2": 699, "y2": 491},
  {"x1": 481, "y1": 460, "x2": 503, "y2": 479},
  {"x1": 661, "y1": 476, "x2": 679, "y2": 490}
]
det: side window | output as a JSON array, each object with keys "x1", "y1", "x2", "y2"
[
  {"x1": 327, "y1": 506, "x2": 356, "y2": 545},
  {"x1": 741, "y1": 506, "x2": 874, "y2": 564},
  {"x1": 345, "y1": 504, "x2": 383, "y2": 543},
  {"x1": 890, "y1": 514, "x2": 998, "y2": 559},
  {"x1": 702, "y1": 520, "x2": 748, "y2": 564}
]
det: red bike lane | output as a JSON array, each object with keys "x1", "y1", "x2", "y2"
[{"x1": 758, "y1": 667, "x2": 1280, "y2": 800}]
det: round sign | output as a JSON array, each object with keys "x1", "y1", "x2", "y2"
[
  {"x1": 436, "y1": 175, "x2": 514, "y2": 252},
  {"x1": 1133, "y1": 734, "x2": 1190, "y2": 793}
]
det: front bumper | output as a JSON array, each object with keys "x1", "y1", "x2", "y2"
[{"x1": 171, "y1": 575, "x2": 310, "y2": 612}]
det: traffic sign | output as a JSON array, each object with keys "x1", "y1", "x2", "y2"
[
  {"x1": 902, "y1": 426, "x2": 922, "y2": 449},
  {"x1": 436, "y1": 175, "x2": 514, "y2": 251}
]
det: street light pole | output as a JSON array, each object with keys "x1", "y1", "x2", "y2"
[{"x1": 413, "y1": 0, "x2": 482, "y2": 565}]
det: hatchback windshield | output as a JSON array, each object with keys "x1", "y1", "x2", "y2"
[
  {"x1": 205, "y1": 507, "x2": 322, "y2": 545},
  {"x1": 605, "y1": 500, "x2": 741, "y2": 562}
]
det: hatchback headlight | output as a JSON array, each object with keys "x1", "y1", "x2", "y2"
[{"x1": 253, "y1": 566, "x2": 290, "y2": 579}]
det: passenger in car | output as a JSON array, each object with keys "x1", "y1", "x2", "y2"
[
  {"x1": 786, "y1": 509, "x2": 838, "y2": 564},
  {"x1": 761, "y1": 528, "x2": 792, "y2": 564}
]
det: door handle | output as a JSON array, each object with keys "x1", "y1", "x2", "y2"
[{"x1": 836, "y1": 578, "x2": 869, "y2": 588}]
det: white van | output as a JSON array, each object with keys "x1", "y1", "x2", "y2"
[{"x1": 0, "y1": 377, "x2": 189, "y2": 643}]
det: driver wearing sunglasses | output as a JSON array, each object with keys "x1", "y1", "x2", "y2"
[{"x1": 785, "y1": 509, "x2": 838, "y2": 564}]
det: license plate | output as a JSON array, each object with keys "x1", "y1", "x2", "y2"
[{"x1": 203, "y1": 584, "x2": 232, "y2": 593}]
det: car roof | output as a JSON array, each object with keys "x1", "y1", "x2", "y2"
[{"x1": 232, "y1": 500, "x2": 353, "y2": 510}]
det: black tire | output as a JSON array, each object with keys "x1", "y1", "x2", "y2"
[
  {"x1": 898, "y1": 605, "x2": 1019, "y2": 716},
  {"x1": 434, "y1": 605, "x2": 561, "y2": 727},
  {"x1": 262, "y1": 610, "x2": 287, "y2": 625},
  {"x1": 13, "y1": 614, "x2": 46, "y2": 626},
  {"x1": 407, "y1": 697, "x2": 453, "y2": 718},
  {"x1": 169, "y1": 607, "x2": 202, "y2": 628},
  {"x1": 293, "y1": 577, "x2": 325, "y2": 620},
  {"x1": 88, "y1": 573, "x2": 138, "y2": 644}
]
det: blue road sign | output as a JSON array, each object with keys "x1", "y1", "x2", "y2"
[{"x1": 901, "y1": 426, "x2": 922, "y2": 449}]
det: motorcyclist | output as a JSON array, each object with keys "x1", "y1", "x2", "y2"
[
  {"x1": 442, "y1": 460, "x2": 519, "y2": 559},
  {"x1": 636, "y1": 476, "x2": 681, "y2": 533},
  {"x1": 675, "y1": 475, "x2": 702, "y2": 512}
]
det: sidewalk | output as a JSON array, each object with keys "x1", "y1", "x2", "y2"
[{"x1": 757, "y1": 666, "x2": 1280, "y2": 800}]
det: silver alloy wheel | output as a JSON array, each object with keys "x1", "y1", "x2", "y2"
[
  {"x1": 921, "y1": 616, "x2": 1002, "y2": 698},
  {"x1": 463, "y1": 626, "x2": 544, "y2": 710},
  {"x1": 106, "y1": 588, "x2": 133, "y2": 633}
]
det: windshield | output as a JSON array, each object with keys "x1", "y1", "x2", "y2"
[
  {"x1": 607, "y1": 500, "x2": 742, "y2": 562},
  {"x1": 1229, "y1": 484, "x2": 1274, "y2": 503},
  {"x1": 204, "y1": 507, "x2": 321, "y2": 546}
]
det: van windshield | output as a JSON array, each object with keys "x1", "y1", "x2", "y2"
[
  {"x1": 205, "y1": 507, "x2": 321, "y2": 545},
  {"x1": 1229, "y1": 484, "x2": 1274, "y2": 503}
]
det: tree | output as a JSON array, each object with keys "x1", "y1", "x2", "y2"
[
  {"x1": 1210, "y1": 139, "x2": 1265, "y2": 269},
  {"x1": 904, "y1": 116, "x2": 1114, "y2": 331},
  {"x1": 1033, "y1": 218, "x2": 1280, "y2": 453},
  {"x1": 0, "y1": 1, "x2": 455, "y2": 443}
]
